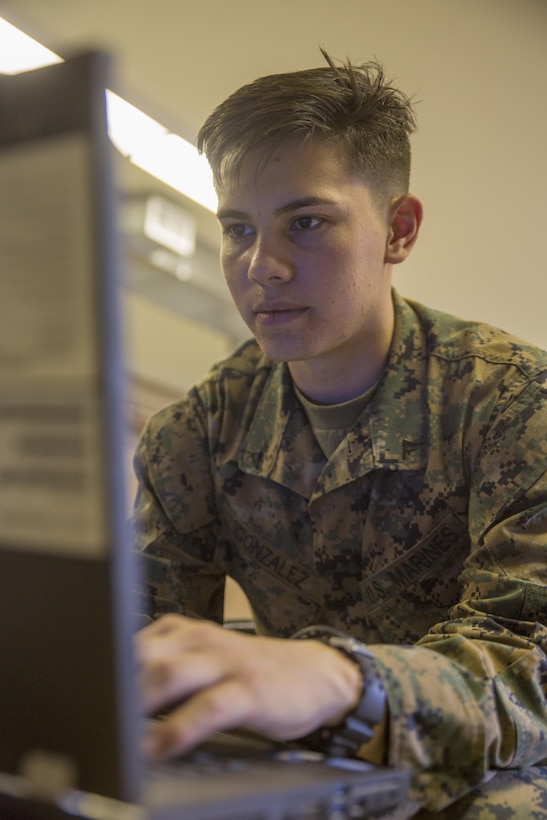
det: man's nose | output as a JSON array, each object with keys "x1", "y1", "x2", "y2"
[{"x1": 247, "y1": 237, "x2": 294, "y2": 284}]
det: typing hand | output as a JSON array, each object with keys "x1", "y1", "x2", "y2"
[{"x1": 136, "y1": 614, "x2": 362, "y2": 760}]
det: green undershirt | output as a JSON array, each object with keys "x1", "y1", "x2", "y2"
[{"x1": 293, "y1": 381, "x2": 378, "y2": 459}]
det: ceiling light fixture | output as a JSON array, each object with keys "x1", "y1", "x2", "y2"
[{"x1": 0, "y1": 18, "x2": 61, "y2": 72}]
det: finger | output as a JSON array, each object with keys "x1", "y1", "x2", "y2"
[
  {"x1": 140, "y1": 648, "x2": 235, "y2": 715},
  {"x1": 142, "y1": 677, "x2": 255, "y2": 760},
  {"x1": 136, "y1": 615, "x2": 242, "y2": 662},
  {"x1": 135, "y1": 614, "x2": 194, "y2": 658}
]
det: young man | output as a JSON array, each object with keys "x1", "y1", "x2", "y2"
[{"x1": 133, "y1": 53, "x2": 547, "y2": 817}]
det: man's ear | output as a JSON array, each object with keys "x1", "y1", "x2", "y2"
[{"x1": 385, "y1": 194, "x2": 423, "y2": 264}]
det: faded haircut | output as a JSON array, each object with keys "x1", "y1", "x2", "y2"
[{"x1": 196, "y1": 49, "x2": 417, "y2": 203}]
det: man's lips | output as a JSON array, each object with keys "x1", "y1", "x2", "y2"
[
  {"x1": 253, "y1": 303, "x2": 308, "y2": 325},
  {"x1": 253, "y1": 301, "x2": 307, "y2": 315}
]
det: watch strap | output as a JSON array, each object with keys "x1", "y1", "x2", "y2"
[{"x1": 291, "y1": 625, "x2": 386, "y2": 758}]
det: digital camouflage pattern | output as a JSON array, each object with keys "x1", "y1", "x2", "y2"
[
  {"x1": 132, "y1": 290, "x2": 547, "y2": 816},
  {"x1": 388, "y1": 766, "x2": 547, "y2": 819}
]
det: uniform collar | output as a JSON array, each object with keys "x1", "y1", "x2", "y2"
[
  {"x1": 239, "y1": 291, "x2": 428, "y2": 496},
  {"x1": 365, "y1": 290, "x2": 428, "y2": 469}
]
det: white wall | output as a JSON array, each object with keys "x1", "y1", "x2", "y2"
[
  {"x1": 124, "y1": 291, "x2": 232, "y2": 395},
  {"x1": 390, "y1": 0, "x2": 547, "y2": 349}
]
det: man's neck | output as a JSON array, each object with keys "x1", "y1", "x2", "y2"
[
  {"x1": 288, "y1": 324, "x2": 393, "y2": 404},
  {"x1": 288, "y1": 354, "x2": 387, "y2": 404}
]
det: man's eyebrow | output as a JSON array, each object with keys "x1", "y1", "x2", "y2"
[
  {"x1": 216, "y1": 197, "x2": 338, "y2": 221},
  {"x1": 216, "y1": 208, "x2": 247, "y2": 221},
  {"x1": 275, "y1": 196, "x2": 338, "y2": 214}
]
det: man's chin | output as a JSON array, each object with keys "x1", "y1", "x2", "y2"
[
  {"x1": 257, "y1": 346, "x2": 291, "y2": 363},
  {"x1": 254, "y1": 339, "x2": 304, "y2": 364}
]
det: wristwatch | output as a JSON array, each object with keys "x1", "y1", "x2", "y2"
[{"x1": 291, "y1": 625, "x2": 387, "y2": 758}]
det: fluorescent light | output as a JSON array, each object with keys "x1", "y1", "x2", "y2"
[
  {"x1": 0, "y1": 17, "x2": 218, "y2": 213},
  {"x1": 105, "y1": 91, "x2": 168, "y2": 157},
  {"x1": 0, "y1": 18, "x2": 61, "y2": 73},
  {"x1": 130, "y1": 132, "x2": 218, "y2": 213},
  {"x1": 106, "y1": 91, "x2": 217, "y2": 213}
]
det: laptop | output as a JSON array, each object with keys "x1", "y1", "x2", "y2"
[{"x1": 0, "y1": 52, "x2": 409, "y2": 819}]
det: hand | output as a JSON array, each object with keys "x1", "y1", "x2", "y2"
[{"x1": 136, "y1": 614, "x2": 363, "y2": 760}]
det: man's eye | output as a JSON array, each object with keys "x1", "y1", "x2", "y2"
[
  {"x1": 224, "y1": 223, "x2": 252, "y2": 238},
  {"x1": 291, "y1": 215, "x2": 322, "y2": 231}
]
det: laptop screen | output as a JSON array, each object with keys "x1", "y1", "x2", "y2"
[{"x1": 0, "y1": 52, "x2": 142, "y2": 803}]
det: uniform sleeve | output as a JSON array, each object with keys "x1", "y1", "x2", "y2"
[
  {"x1": 131, "y1": 398, "x2": 227, "y2": 624},
  {"x1": 366, "y1": 372, "x2": 547, "y2": 812}
]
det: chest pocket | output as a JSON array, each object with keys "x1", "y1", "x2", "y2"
[
  {"x1": 362, "y1": 514, "x2": 469, "y2": 643},
  {"x1": 220, "y1": 500, "x2": 324, "y2": 636}
]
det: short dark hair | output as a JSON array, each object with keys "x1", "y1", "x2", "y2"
[{"x1": 197, "y1": 50, "x2": 417, "y2": 202}]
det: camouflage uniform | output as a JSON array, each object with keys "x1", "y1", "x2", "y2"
[{"x1": 132, "y1": 290, "x2": 547, "y2": 816}]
